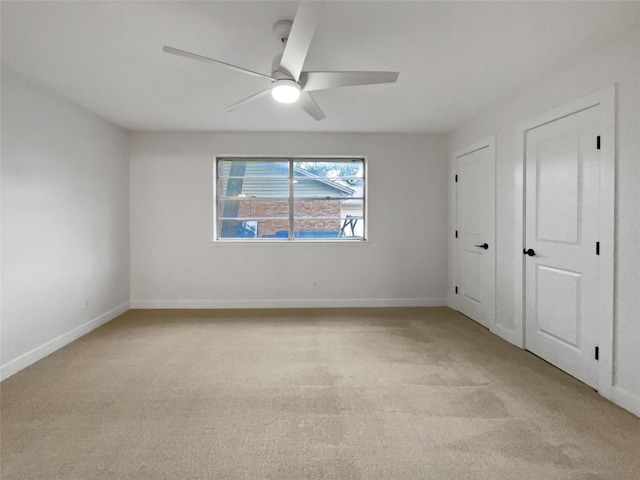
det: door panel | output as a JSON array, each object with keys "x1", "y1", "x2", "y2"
[
  {"x1": 455, "y1": 143, "x2": 495, "y2": 329},
  {"x1": 462, "y1": 250, "x2": 482, "y2": 304},
  {"x1": 536, "y1": 265, "x2": 581, "y2": 348},
  {"x1": 524, "y1": 106, "x2": 601, "y2": 389},
  {"x1": 536, "y1": 134, "x2": 580, "y2": 244}
]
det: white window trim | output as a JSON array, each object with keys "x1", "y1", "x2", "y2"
[{"x1": 212, "y1": 155, "x2": 368, "y2": 243}]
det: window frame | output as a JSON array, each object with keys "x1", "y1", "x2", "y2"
[{"x1": 213, "y1": 155, "x2": 368, "y2": 243}]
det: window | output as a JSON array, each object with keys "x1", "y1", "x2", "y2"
[{"x1": 215, "y1": 157, "x2": 365, "y2": 241}]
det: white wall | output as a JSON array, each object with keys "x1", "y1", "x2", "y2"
[
  {"x1": 449, "y1": 28, "x2": 640, "y2": 416},
  {"x1": 130, "y1": 132, "x2": 448, "y2": 308},
  {"x1": 0, "y1": 67, "x2": 130, "y2": 379}
]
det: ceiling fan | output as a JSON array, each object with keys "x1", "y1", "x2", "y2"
[{"x1": 163, "y1": 1, "x2": 399, "y2": 121}]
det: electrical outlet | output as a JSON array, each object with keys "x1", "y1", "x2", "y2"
[
  {"x1": 313, "y1": 281, "x2": 318, "y2": 289},
  {"x1": 84, "y1": 299, "x2": 89, "y2": 309}
]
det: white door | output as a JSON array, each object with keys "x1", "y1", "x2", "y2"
[
  {"x1": 455, "y1": 142, "x2": 495, "y2": 329},
  {"x1": 524, "y1": 105, "x2": 602, "y2": 389}
]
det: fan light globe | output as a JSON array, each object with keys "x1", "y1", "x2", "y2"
[{"x1": 271, "y1": 79, "x2": 301, "y2": 103}]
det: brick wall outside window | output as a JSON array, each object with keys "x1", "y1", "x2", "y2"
[{"x1": 235, "y1": 199, "x2": 342, "y2": 236}]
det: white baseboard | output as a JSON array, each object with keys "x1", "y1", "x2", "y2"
[
  {"x1": 446, "y1": 296, "x2": 456, "y2": 310},
  {"x1": 130, "y1": 298, "x2": 447, "y2": 309},
  {"x1": 0, "y1": 302, "x2": 130, "y2": 381},
  {"x1": 612, "y1": 386, "x2": 640, "y2": 418}
]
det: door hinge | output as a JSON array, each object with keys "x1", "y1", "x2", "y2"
[
  {"x1": 595, "y1": 346, "x2": 599, "y2": 360},
  {"x1": 597, "y1": 136, "x2": 601, "y2": 150},
  {"x1": 455, "y1": 230, "x2": 458, "y2": 238},
  {"x1": 455, "y1": 174, "x2": 458, "y2": 182},
  {"x1": 455, "y1": 286, "x2": 458, "y2": 294},
  {"x1": 596, "y1": 241, "x2": 600, "y2": 255}
]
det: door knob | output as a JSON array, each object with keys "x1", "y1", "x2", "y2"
[
  {"x1": 523, "y1": 248, "x2": 536, "y2": 256},
  {"x1": 475, "y1": 243, "x2": 489, "y2": 250}
]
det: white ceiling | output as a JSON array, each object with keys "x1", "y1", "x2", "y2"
[{"x1": 2, "y1": 1, "x2": 638, "y2": 133}]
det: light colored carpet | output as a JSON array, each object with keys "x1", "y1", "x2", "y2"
[{"x1": 2, "y1": 307, "x2": 639, "y2": 479}]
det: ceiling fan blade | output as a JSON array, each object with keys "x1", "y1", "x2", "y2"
[
  {"x1": 298, "y1": 92, "x2": 326, "y2": 121},
  {"x1": 279, "y1": 1, "x2": 319, "y2": 81},
  {"x1": 224, "y1": 89, "x2": 272, "y2": 112},
  {"x1": 163, "y1": 46, "x2": 275, "y2": 81},
  {"x1": 300, "y1": 71, "x2": 399, "y2": 91}
]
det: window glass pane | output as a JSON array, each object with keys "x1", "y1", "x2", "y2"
[
  {"x1": 255, "y1": 220, "x2": 289, "y2": 239},
  {"x1": 217, "y1": 177, "x2": 290, "y2": 198},
  {"x1": 293, "y1": 160, "x2": 363, "y2": 180},
  {"x1": 336, "y1": 215, "x2": 364, "y2": 238},
  {"x1": 293, "y1": 199, "x2": 364, "y2": 238},
  {"x1": 293, "y1": 199, "x2": 343, "y2": 218},
  {"x1": 218, "y1": 160, "x2": 289, "y2": 177},
  {"x1": 215, "y1": 158, "x2": 365, "y2": 241},
  {"x1": 292, "y1": 160, "x2": 364, "y2": 199},
  {"x1": 293, "y1": 219, "x2": 363, "y2": 239},
  {"x1": 293, "y1": 219, "x2": 341, "y2": 238},
  {"x1": 293, "y1": 178, "x2": 359, "y2": 198},
  {"x1": 218, "y1": 199, "x2": 289, "y2": 219},
  {"x1": 218, "y1": 220, "x2": 259, "y2": 238},
  {"x1": 218, "y1": 219, "x2": 290, "y2": 239}
]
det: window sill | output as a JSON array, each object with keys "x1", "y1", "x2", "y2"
[{"x1": 210, "y1": 239, "x2": 370, "y2": 246}]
